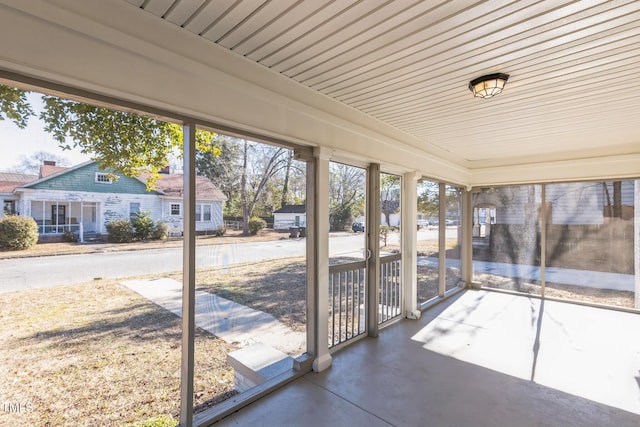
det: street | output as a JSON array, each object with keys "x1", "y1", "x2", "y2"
[
  {"x1": 0, "y1": 229, "x2": 459, "y2": 293},
  {"x1": 0, "y1": 233, "x2": 368, "y2": 292}
]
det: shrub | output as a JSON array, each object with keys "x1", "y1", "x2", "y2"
[
  {"x1": 106, "y1": 219, "x2": 134, "y2": 243},
  {"x1": 329, "y1": 204, "x2": 354, "y2": 231},
  {"x1": 151, "y1": 221, "x2": 169, "y2": 240},
  {"x1": 0, "y1": 215, "x2": 39, "y2": 250},
  {"x1": 131, "y1": 212, "x2": 155, "y2": 240},
  {"x1": 213, "y1": 226, "x2": 226, "y2": 237},
  {"x1": 62, "y1": 230, "x2": 78, "y2": 242},
  {"x1": 248, "y1": 217, "x2": 266, "y2": 235}
]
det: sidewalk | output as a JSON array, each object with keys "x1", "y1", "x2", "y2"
[
  {"x1": 121, "y1": 278, "x2": 305, "y2": 356},
  {"x1": 418, "y1": 257, "x2": 634, "y2": 292}
]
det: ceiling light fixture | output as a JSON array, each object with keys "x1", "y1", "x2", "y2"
[{"x1": 469, "y1": 73, "x2": 509, "y2": 98}]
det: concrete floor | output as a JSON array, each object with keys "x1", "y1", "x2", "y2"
[{"x1": 216, "y1": 290, "x2": 640, "y2": 426}]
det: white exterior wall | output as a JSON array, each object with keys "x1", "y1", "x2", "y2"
[
  {"x1": 273, "y1": 212, "x2": 306, "y2": 230},
  {"x1": 18, "y1": 189, "x2": 162, "y2": 234},
  {"x1": 381, "y1": 213, "x2": 400, "y2": 227},
  {"x1": 161, "y1": 199, "x2": 224, "y2": 233},
  {"x1": 546, "y1": 183, "x2": 604, "y2": 225}
]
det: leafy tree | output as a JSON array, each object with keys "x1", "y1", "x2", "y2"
[
  {"x1": 0, "y1": 86, "x2": 34, "y2": 128},
  {"x1": 195, "y1": 134, "x2": 242, "y2": 203},
  {"x1": 0, "y1": 85, "x2": 219, "y2": 189},
  {"x1": 417, "y1": 180, "x2": 439, "y2": 220}
]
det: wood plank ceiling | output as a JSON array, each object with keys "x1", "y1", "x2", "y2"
[{"x1": 124, "y1": 0, "x2": 640, "y2": 168}]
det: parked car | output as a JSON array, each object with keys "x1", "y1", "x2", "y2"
[{"x1": 352, "y1": 222, "x2": 365, "y2": 232}]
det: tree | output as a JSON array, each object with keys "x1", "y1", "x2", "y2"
[
  {"x1": 380, "y1": 174, "x2": 400, "y2": 227},
  {"x1": 195, "y1": 134, "x2": 243, "y2": 203},
  {"x1": 0, "y1": 84, "x2": 219, "y2": 189},
  {"x1": 0, "y1": 86, "x2": 34, "y2": 128},
  {"x1": 329, "y1": 163, "x2": 365, "y2": 231},
  {"x1": 9, "y1": 151, "x2": 70, "y2": 174},
  {"x1": 417, "y1": 180, "x2": 439, "y2": 220},
  {"x1": 239, "y1": 140, "x2": 288, "y2": 235}
]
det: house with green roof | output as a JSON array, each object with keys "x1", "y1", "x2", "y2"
[{"x1": 0, "y1": 161, "x2": 226, "y2": 241}]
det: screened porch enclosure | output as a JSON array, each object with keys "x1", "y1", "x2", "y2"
[
  {"x1": 28, "y1": 200, "x2": 98, "y2": 239},
  {"x1": 2, "y1": 1, "x2": 640, "y2": 426}
]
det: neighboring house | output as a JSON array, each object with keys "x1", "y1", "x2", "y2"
[
  {"x1": 273, "y1": 204, "x2": 306, "y2": 230},
  {"x1": 0, "y1": 161, "x2": 226, "y2": 241},
  {"x1": 0, "y1": 172, "x2": 38, "y2": 217},
  {"x1": 473, "y1": 182, "x2": 635, "y2": 226}
]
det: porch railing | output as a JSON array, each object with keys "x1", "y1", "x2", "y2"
[
  {"x1": 328, "y1": 260, "x2": 366, "y2": 348},
  {"x1": 37, "y1": 223, "x2": 81, "y2": 235},
  {"x1": 327, "y1": 253, "x2": 403, "y2": 348},
  {"x1": 379, "y1": 253, "x2": 402, "y2": 324}
]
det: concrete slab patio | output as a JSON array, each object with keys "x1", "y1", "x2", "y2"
[
  {"x1": 121, "y1": 278, "x2": 305, "y2": 356},
  {"x1": 217, "y1": 290, "x2": 640, "y2": 426}
]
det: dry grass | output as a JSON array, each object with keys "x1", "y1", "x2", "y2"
[
  {"x1": 0, "y1": 279, "x2": 238, "y2": 427},
  {"x1": 187, "y1": 257, "x2": 308, "y2": 332}
]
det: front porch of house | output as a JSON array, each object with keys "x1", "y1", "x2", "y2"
[
  {"x1": 216, "y1": 289, "x2": 640, "y2": 426},
  {"x1": 27, "y1": 200, "x2": 99, "y2": 242}
]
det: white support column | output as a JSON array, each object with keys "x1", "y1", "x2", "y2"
[
  {"x1": 312, "y1": 146, "x2": 332, "y2": 373},
  {"x1": 438, "y1": 183, "x2": 446, "y2": 297},
  {"x1": 367, "y1": 163, "x2": 381, "y2": 337},
  {"x1": 402, "y1": 172, "x2": 420, "y2": 319},
  {"x1": 80, "y1": 201, "x2": 84, "y2": 243},
  {"x1": 180, "y1": 122, "x2": 197, "y2": 427},
  {"x1": 461, "y1": 189, "x2": 473, "y2": 287},
  {"x1": 635, "y1": 180, "x2": 640, "y2": 309}
]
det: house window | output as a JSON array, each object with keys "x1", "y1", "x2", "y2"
[
  {"x1": 170, "y1": 203, "x2": 181, "y2": 216},
  {"x1": 203, "y1": 204, "x2": 212, "y2": 221},
  {"x1": 3, "y1": 201, "x2": 16, "y2": 215},
  {"x1": 194, "y1": 204, "x2": 212, "y2": 221},
  {"x1": 95, "y1": 172, "x2": 112, "y2": 184},
  {"x1": 130, "y1": 202, "x2": 140, "y2": 219}
]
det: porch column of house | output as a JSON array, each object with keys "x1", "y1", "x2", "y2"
[
  {"x1": 312, "y1": 146, "x2": 332, "y2": 373},
  {"x1": 461, "y1": 189, "x2": 473, "y2": 287},
  {"x1": 438, "y1": 183, "x2": 446, "y2": 296},
  {"x1": 367, "y1": 163, "x2": 381, "y2": 337},
  {"x1": 402, "y1": 172, "x2": 420, "y2": 319},
  {"x1": 634, "y1": 180, "x2": 640, "y2": 309},
  {"x1": 180, "y1": 122, "x2": 197, "y2": 427}
]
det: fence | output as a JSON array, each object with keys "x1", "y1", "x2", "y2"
[
  {"x1": 379, "y1": 253, "x2": 402, "y2": 324},
  {"x1": 328, "y1": 260, "x2": 366, "y2": 348},
  {"x1": 327, "y1": 253, "x2": 403, "y2": 348}
]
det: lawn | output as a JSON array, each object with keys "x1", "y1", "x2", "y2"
[{"x1": 0, "y1": 278, "x2": 238, "y2": 426}]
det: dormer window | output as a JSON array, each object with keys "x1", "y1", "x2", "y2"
[{"x1": 95, "y1": 172, "x2": 112, "y2": 184}]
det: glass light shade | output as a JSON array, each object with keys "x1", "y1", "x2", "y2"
[{"x1": 469, "y1": 73, "x2": 509, "y2": 98}]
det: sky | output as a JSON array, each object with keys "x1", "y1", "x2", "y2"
[{"x1": 0, "y1": 91, "x2": 91, "y2": 172}]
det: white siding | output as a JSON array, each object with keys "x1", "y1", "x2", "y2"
[{"x1": 274, "y1": 212, "x2": 306, "y2": 230}]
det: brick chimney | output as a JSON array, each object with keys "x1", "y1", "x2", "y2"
[{"x1": 43, "y1": 160, "x2": 57, "y2": 166}]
